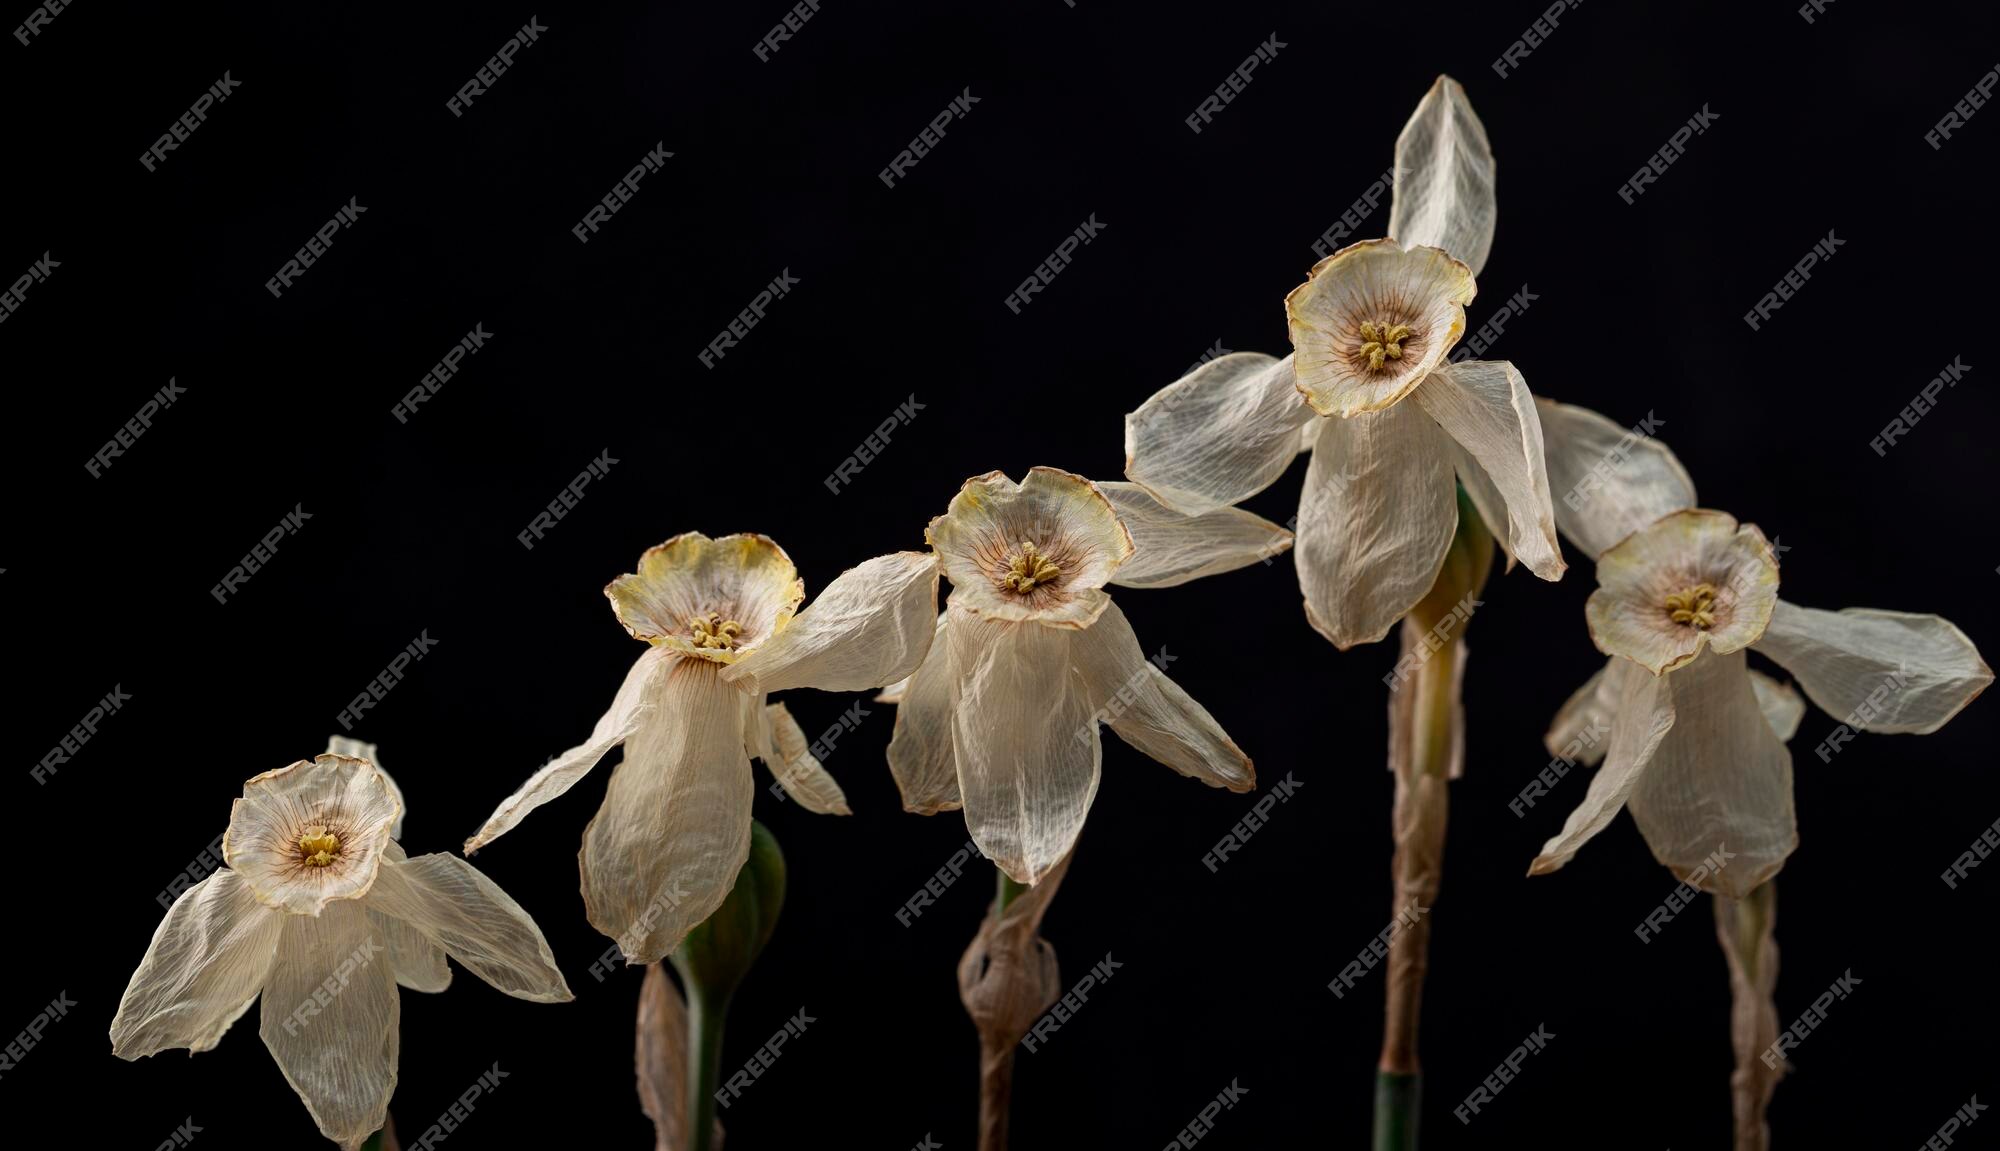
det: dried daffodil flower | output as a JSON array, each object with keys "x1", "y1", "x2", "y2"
[
  {"x1": 467, "y1": 531, "x2": 939, "y2": 964},
  {"x1": 111, "y1": 754, "x2": 571, "y2": 1151},
  {"x1": 1123, "y1": 75, "x2": 1565, "y2": 651},
  {"x1": 1530, "y1": 508, "x2": 1992, "y2": 895}
]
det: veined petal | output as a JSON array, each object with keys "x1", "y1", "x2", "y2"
[
  {"x1": 259, "y1": 902, "x2": 399, "y2": 1151},
  {"x1": 1537, "y1": 399, "x2": 1696, "y2": 560},
  {"x1": 111, "y1": 870, "x2": 283, "y2": 1058},
  {"x1": 1544, "y1": 659, "x2": 1618, "y2": 768},
  {"x1": 1586, "y1": 510, "x2": 1780, "y2": 675},
  {"x1": 225, "y1": 756, "x2": 401, "y2": 917},
  {"x1": 722, "y1": 552, "x2": 939, "y2": 694},
  {"x1": 325, "y1": 736, "x2": 404, "y2": 839},
  {"x1": 606, "y1": 533, "x2": 804, "y2": 664},
  {"x1": 886, "y1": 613, "x2": 961, "y2": 814},
  {"x1": 755, "y1": 700, "x2": 852, "y2": 815},
  {"x1": 1286, "y1": 239, "x2": 1474, "y2": 417},
  {"x1": 1123, "y1": 352, "x2": 1315, "y2": 516},
  {"x1": 370, "y1": 908, "x2": 450, "y2": 994},
  {"x1": 1296, "y1": 401, "x2": 1458, "y2": 649},
  {"x1": 465, "y1": 647, "x2": 673, "y2": 853},
  {"x1": 1098, "y1": 481, "x2": 1293, "y2": 588},
  {"x1": 367, "y1": 853, "x2": 572, "y2": 1002},
  {"x1": 1390, "y1": 74, "x2": 1497, "y2": 276},
  {"x1": 1070, "y1": 598, "x2": 1254, "y2": 791},
  {"x1": 581, "y1": 659, "x2": 753, "y2": 964},
  {"x1": 1529, "y1": 658, "x2": 1676, "y2": 876},
  {"x1": 927, "y1": 468, "x2": 1133, "y2": 626},
  {"x1": 1752, "y1": 602, "x2": 1992, "y2": 734},
  {"x1": 1748, "y1": 670, "x2": 1806, "y2": 743},
  {"x1": 948, "y1": 606, "x2": 1099, "y2": 885},
  {"x1": 1628, "y1": 650, "x2": 1797, "y2": 896},
  {"x1": 1412, "y1": 360, "x2": 1563, "y2": 580}
]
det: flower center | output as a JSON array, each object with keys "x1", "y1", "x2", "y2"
[
  {"x1": 1356, "y1": 320, "x2": 1412, "y2": 372},
  {"x1": 1664, "y1": 583, "x2": 1718, "y2": 630},
  {"x1": 1002, "y1": 542, "x2": 1061, "y2": 594},
  {"x1": 689, "y1": 612, "x2": 745, "y2": 650},
  {"x1": 298, "y1": 828, "x2": 341, "y2": 868}
]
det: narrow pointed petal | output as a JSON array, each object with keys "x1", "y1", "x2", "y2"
[
  {"x1": 886, "y1": 613, "x2": 962, "y2": 814},
  {"x1": 757, "y1": 701, "x2": 852, "y2": 815},
  {"x1": 1296, "y1": 401, "x2": 1458, "y2": 649},
  {"x1": 259, "y1": 903, "x2": 399, "y2": 1151},
  {"x1": 466, "y1": 647, "x2": 672, "y2": 853},
  {"x1": 1098, "y1": 481, "x2": 1292, "y2": 588},
  {"x1": 1536, "y1": 398, "x2": 1696, "y2": 559},
  {"x1": 581, "y1": 660, "x2": 753, "y2": 964},
  {"x1": 1748, "y1": 670, "x2": 1806, "y2": 743},
  {"x1": 1629, "y1": 650, "x2": 1797, "y2": 896},
  {"x1": 1753, "y1": 602, "x2": 1992, "y2": 734},
  {"x1": 370, "y1": 908, "x2": 451, "y2": 993},
  {"x1": 1070, "y1": 598, "x2": 1254, "y2": 790},
  {"x1": 367, "y1": 853, "x2": 572, "y2": 1002},
  {"x1": 111, "y1": 871, "x2": 282, "y2": 1058},
  {"x1": 1390, "y1": 74, "x2": 1497, "y2": 276},
  {"x1": 722, "y1": 552, "x2": 940, "y2": 694},
  {"x1": 1544, "y1": 659, "x2": 1617, "y2": 767},
  {"x1": 1412, "y1": 360, "x2": 1564, "y2": 580},
  {"x1": 948, "y1": 607, "x2": 1099, "y2": 885},
  {"x1": 1123, "y1": 352, "x2": 1315, "y2": 516},
  {"x1": 1530, "y1": 659, "x2": 1676, "y2": 875}
]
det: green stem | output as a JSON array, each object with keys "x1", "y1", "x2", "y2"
[
  {"x1": 995, "y1": 868, "x2": 1028, "y2": 913},
  {"x1": 1373, "y1": 1072, "x2": 1422, "y2": 1151},
  {"x1": 360, "y1": 1132, "x2": 385, "y2": 1151},
  {"x1": 686, "y1": 986, "x2": 732, "y2": 1151}
]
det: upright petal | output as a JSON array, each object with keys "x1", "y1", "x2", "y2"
[
  {"x1": 948, "y1": 607, "x2": 1100, "y2": 885},
  {"x1": 886, "y1": 613, "x2": 962, "y2": 814},
  {"x1": 1529, "y1": 658, "x2": 1676, "y2": 876},
  {"x1": 366, "y1": 853, "x2": 572, "y2": 1002},
  {"x1": 1412, "y1": 360, "x2": 1564, "y2": 580},
  {"x1": 111, "y1": 871, "x2": 283, "y2": 1058},
  {"x1": 721, "y1": 552, "x2": 939, "y2": 694},
  {"x1": 581, "y1": 659, "x2": 754, "y2": 964},
  {"x1": 1070, "y1": 599, "x2": 1253, "y2": 790},
  {"x1": 1098, "y1": 481, "x2": 1293, "y2": 588},
  {"x1": 465, "y1": 647, "x2": 673, "y2": 853},
  {"x1": 1752, "y1": 602, "x2": 1992, "y2": 734},
  {"x1": 1296, "y1": 402, "x2": 1459, "y2": 649},
  {"x1": 754, "y1": 700, "x2": 853, "y2": 815},
  {"x1": 1390, "y1": 74, "x2": 1498, "y2": 276},
  {"x1": 1628, "y1": 650, "x2": 1797, "y2": 896},
  {"x1": 1123, "y1": 352, "x2": 1315, "y2": 516},
  {"x1": 1537, "y1": 399, "x2": 1695, "y2": 560},
  {"x1": 259, "y1": 902, "x2": 400, "y2": 1151}
]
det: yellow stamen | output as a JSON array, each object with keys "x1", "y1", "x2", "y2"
[
  {"x1": 690, "y1": 612, "x2": 746, "y2": 650},
  {"x1": 1664, "y1": 582, "x2": 1718, "y2": 630},
  {"x1": 299, "y1": 828, "x2": 341, "y2": 867},
  {"x1": 1002, "y1": 542, "x2": 1061, "y2": 594},
  {"x1": 1355, "y1": 320, "x2": 1412, "y2": 372}
]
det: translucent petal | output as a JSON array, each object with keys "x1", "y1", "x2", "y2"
[
  {"x1": 1530, "y1": 658, "x2": 1676, "y2": 875},
  {"x1": 111, "y1": 870, "x2": 282, "y2": 1058},
  {"x1": 1412, "y1": 359, "x2": 1563, "y2": 580},
  {"x1": 1098, "y1": 481, "x2": 1292, "y2": 588},
  {"x1": 259, "y1": 902, "x2": 400, "y2": 1151},
  {"x1": 721, "y1": 551, "x2": 938, "y2": 694},
  {"x1": 1537, "y1": 398, "x2": 1696, "y2": 560},
  {"x1": 1390, "y1": 74, "x2": 1497, "y2": 276},
  {"x1": 1122, "y1": 352, "x2": 1314, "y2": 516},
  {"x1": 1069, "y1": 598, "x2": 1253, "y2": 790},
  {"x1": 367, "y1": 853, "x2": 572, "y2": 1002},
  {"x1": 1753, "y1": 602, "x2": 1992, "y2": 734},
  {"x1": 885, "y1": 613, "x2": 962, "y2": 814},
  {"x1": 755, "y1": 700, "x2": 852, "y2": 815}
]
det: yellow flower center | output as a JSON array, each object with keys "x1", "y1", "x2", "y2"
[
  {"x1": 299, "y1": 828, "x2": 341, "y2": 868},
  {"x1": 1002, "y1": 542, "x2": 1061, "y2": 594},
  {"x1": 690, "y1": 612, "x2": 745, "y2": 650},
  {"x1": 1356, "y1": 320, "x2": 1412, "y2": 372},
  {"x1": 1664, "y1": 583, "x2": 1718, "y2": 630}
]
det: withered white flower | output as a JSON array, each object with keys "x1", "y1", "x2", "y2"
[
  {"x1": 868, "y1": 467, "x2": 1275, "y2": 885},
  {"x1": 1123, "y1": 76, "x2": 1565, "y2": 650},
  {"x1": 466, "y1": 532, "x2": 937, "y2": 964},
  {"x1": 1530, "y1": 509, "x2": 1992, "y2": 895},
  {"x1": 111, "y1": 754, "x2": 570, "y2": 1151}
]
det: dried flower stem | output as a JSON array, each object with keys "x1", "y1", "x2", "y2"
[
  {"x1": 960, "y1": 858, "x2": 1069, "y2": 1151},
  {"x1": 1714, "y1": 882, "x2": 1781, "y2": 1151}
]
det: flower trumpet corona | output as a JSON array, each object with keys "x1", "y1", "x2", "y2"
[{"x1": 111, "y1": 754, "x2": 570, "y2": 1151}]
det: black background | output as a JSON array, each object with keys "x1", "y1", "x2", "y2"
[{"x1": 6, "y1": 1, "x2": 1997, "y2": 1147}]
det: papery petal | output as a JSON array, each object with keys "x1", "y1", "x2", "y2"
[
  {"x1": 1390, "y1": 74, "x2": 1497, "y2": 276},
  {"x1": 1412, "y1": 360, "x2": 1563, "y2": 580},
  {"x1": 1628, "y1": 650, "x2": 1797, "y2": 896},
  {"x1": 606, "y1": 533, "x2": 804, "y2": 663},
  {"x1": 225, "y1": 756, "x2": 401, "y2": 917},
  {"x1": 581, "y1": 659, "x2": 753, "y2": 964},
  {"x1": 1123, "y1": 352, "x2": 1315, "y2": 516},
  {"x1": 1286, "y1": 239, "x2": 1474, "y2": 417},
  {"x1": 465, "y1": 647, "x2": 672, "y2": 853},
  {"x1": 927, "y1": 469, "x2": 1133, "y2": 625},
  {"x1": 755, "y1": 700, "x2": 852, "y2": 815},
  {"x1": 326, "y1": 736, "x2": 404, "y2": 839},
  {"x1": 1748, "y1": 670, "x2": 1806, "y2": 743},
  {"x1": 370, "y1": 909, "x2": 450, "y2": 994},
  {"x1": 1070, "y1": 598, "x2": 1254, "y2": 790},
  {"x1": 1098, "y1": 481, "x2": 1292, "y2": 588},
  {"x1": 886, "y1": 613, "x2": 962, "y2": 814},
  {"x1": 111, "y1": 871, "x2": 282, "y2": 1058},
  {"x1": 1544, "y1": 659, "x2": 1617, "y2": 768},
  {"x1": 1585, "y1": 510, "x2": 1779, "y2": 675},
  {"x1": 722, "y1": 552, "x2": 938, "y2": 694},
  {"x1": 1530, "y1": 658, "x2": 1676, "y2": 875},
  {"x1": 1752, "y1": 602, "x2": 1992, "y2": 734},
  {"x1": 1296, "y1": 401, "x2": 1458, "y2": 649},
  {"x1": 259, "y1": 902, "x2": 399, "y2": 1151},
  {"x1": 367, "y1": 853, "x2": 572, "y2": 1002},
  {"x1": 1537, "y1": 399, "x2": 1696, "y2": 560},
  {"x1": 948, "y1": 606, "x2": 1099, "y2": 885}
]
